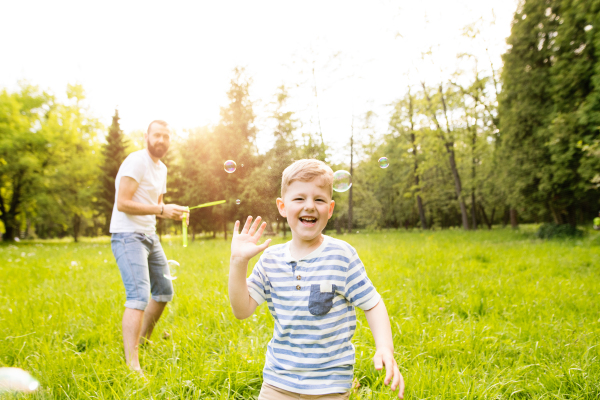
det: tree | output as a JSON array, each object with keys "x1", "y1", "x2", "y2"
[
  {"x1": 421, "y1": 81, "x2": 471, "y2": 229},
  {"x1": 242, "y1": 85, "x2": 297, "y2": 235},
  {"x1": 97, "y1": 109, "x2": 128, "y2": 234},
  {"x1": 213, "y1": 67, "x2": 258, "y2": 239},
  {"x1": 499, "y1": 0, "x2": 600, "y2": 226},
  {"x1": 0, "y1": 84, "x2": 53, "y2": 241},
  {"x1": 390, "y1": 88, "x2": 428, "y2": 229},
  {"x1": 37, "y1": 84, "x2": 102, "y2": 242}
]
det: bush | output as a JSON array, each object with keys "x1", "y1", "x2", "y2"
[{"x1": 536, "y1": 223, "x2": 583, "y2": 239}]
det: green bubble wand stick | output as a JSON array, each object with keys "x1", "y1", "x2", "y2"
[{"x1": 182, "y1": 200, "x2": 226, "y2": 247}]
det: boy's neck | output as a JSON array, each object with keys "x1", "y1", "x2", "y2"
[{"x1": 289, "y1": 233, "x2": 325, "y2": 260}]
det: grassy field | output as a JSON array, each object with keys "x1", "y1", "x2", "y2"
[{"x1": 0, "y1": 228, "x2": 599, "y2": 399}]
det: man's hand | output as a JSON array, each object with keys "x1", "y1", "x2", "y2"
[
  {"x1": 373, "y1": 347, "x2": 405, "y2": 398},
  {"x1": 231, "y1": 216, "x2": 271, "y2": 262},
  {"x1": 162, "y1": 204, "x2": 188, "y2": 222}
]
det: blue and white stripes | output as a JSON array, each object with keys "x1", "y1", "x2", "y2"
[{"x1": 247, "y1": 235, "x2": 381, "y2": 395}]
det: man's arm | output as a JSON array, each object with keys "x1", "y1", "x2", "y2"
[
  {"x1": 116, "y1": 177, "x2": 186, "y2": 220},
  {"x1": 364, "y1": 300, "x2": 405, "y2": 399}
]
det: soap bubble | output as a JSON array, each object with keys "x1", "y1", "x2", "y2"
[
  {"x1": 0, "y1": 368, "x2": 39, "y2": 393},
  {"x1": 224, "y1": 160, "x2": 237, "y2": 174},
  {"x1": 378, "y1": 157, "x2": 389, "y2": 169},
  {"x1": 236, "y1": 199, "x2": 241, "y2": 205},
  {"x1": 164, "y1": 260, "x2": 180, "y2": 281},
  {"x1": 241, "y1": 164, "x2": 244, "y2": 167},
  {"x1": 14, "y1": 237, "x2": 20, "y2": 242},
  {"x1": 332, "y1": 170, "x2": 352, "y2": 192}
]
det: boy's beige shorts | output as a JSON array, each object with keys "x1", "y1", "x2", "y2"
[{"x1": 258, "y1": 383, "x2": 350, "y2": 400}]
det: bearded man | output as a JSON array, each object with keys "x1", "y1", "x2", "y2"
[{"x1": 109, "y1": 120, "x2": 188, "y2": 373}]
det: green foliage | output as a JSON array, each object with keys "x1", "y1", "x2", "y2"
[
  {"x1": 97, "y1": 110, "x2": 128, "y2": 235},
  {"x1": 499, "y1": 0, "x2": 600, "y2": 225},
  {"x1": 0, "y1": 84, "x2": 53, "y2": 241},
  {"x1": 1, "y1": 230, "x2": 598, "y2": 398},
  {"x1": 536, "y1": 222, "x2": 584, "y2": 238}
]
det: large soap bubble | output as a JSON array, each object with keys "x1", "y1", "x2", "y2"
[
  {"x1": 0, "y1": 368, "x2": 39, "y2": 393},
  {"x1": 378, "y1": 157, "x2": 389, "y2": 169},
  {"x1": 224, "y1": 160, "x2": 237, "y2": 174},
  {"x1": 164, "y1": 260, "x2": 180, "y2": 281},
  {"x1": 332, "y1": 170, "x2": 352, "y2": 193}
]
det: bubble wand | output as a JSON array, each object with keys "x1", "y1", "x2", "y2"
[{"x1": 182, "y1": 200, "x2": 226, "y2": 247}]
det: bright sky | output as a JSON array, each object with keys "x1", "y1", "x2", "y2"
[{"x1": 1, "y1": 0, "x2": 518, "y2": 160}]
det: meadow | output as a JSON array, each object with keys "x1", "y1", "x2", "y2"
[{"x1": 0, "y1": 228, "x2": 599, "y2": 399}]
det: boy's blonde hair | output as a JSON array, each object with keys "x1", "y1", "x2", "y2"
[{"x1": 281, "y1": 159, "x2": 334, "y2": 198}]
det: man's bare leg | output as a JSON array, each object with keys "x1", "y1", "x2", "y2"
[
  {"x1": 139, "y1": 299, "x2": 167, "y2": 344},
  {"x1": 122, "y1": 308, "x2": 144, "y2": 371}
]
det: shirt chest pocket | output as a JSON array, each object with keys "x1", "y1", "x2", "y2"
[{"x1": 308, "y1": 283, "x2": 336, "y2": 316}]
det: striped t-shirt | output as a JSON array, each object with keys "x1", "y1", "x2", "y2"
[{"x1": 247, "y1": 235, "x2": 381, "y2": 395}]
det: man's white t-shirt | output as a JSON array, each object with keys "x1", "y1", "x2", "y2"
[{"x1": 109, "y1": 150, "x2": 167, "y2": 235}]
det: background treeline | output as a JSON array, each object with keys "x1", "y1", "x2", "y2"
[{"x1": 1, "y1": 0, "x2": 599, "y2": 242}]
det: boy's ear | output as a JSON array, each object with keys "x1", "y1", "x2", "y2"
[
  {"x1": 327, "y1": 200, "x2": 335, "y2": 219},
  {"x1": 276, "y1": 198, "x2": 287, "y2": 218}
]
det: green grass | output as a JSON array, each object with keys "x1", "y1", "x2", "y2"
[{"x1": 1, "y1": 228, "x2": 599, "y2": 399}]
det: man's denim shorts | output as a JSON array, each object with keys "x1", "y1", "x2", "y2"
[{"x1": 111, "y1": 232, "x2": 174, "y2": 311}]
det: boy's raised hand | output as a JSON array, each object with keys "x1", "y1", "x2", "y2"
[
  {"x1": 231, "y1": 216, "x2": 271, "y2": 261},
  {"x1": 373, "y1": 348, "x2": 405, "y2": 398}
]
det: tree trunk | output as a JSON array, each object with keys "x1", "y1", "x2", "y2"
[
  {"x1": 3, "y1": 219, "x2": 16, "y2": 242},
  {"x1": 408, "y1": 92, "x2": 427, "y2": 230},
  {"x1": 72, "y1": 214, "x2": 81, "y2": 243},
  {"x1": 223, "y1": 216, "x2": 227, "y2": 241},
  {"x1": 479, "y1": 202, "x2": 492, "y2": 230},
  {"x1": 416, "y1": 195, "x2": 427, "y2": 229},
  {"x1": 510, "y1": 208, "x2": 518, "y2": 229},
  {"x1": 335, "y1": 218, "x2": 342, "y2": 235},
  {"x1": 447, "y1": 145, "x2": 470, "y2": 230},
  {"x1": 549, "y1": 202, "x2": 563, "y2": 224},
  {"x1": 566, "y1": 204, "x2": 577, "y2": 228},
  {"x1": 471, "y1": 191, "x2": 477, "y2": 230},
  {"x1": 421, "y1": 82, "x2": 469, "y2": 230},
  {"x1": 502, "y1": 207, "x2": 509, "y2": 228}
]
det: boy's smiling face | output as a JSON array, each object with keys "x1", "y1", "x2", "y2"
[{"x1": 276, "y1": 178, "x2": 335, "y2": 242}]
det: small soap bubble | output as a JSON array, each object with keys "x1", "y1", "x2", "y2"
[
  {"x1": 0, "y1": 367, "x2": 40, "y2": 393},
  {"x1": 241, "y1": 164, "x2": 244, "y2": 167},
  {"x1": 164, "y1": 260, "x2": 180, "y2": 280},
  {"x1": 236, "y1": 199, "x2": 241, "y2": 205},
  {"x1": 378, "y1": 157, "x2": 389, "y2": 169},
  {"x1": 332, "y1": 170, "x2": 352, "y2": 193},
  {"x1": 14, "y1": 237, "x2": 20, "y2": 242},
  {"x1": 224, "y1": 160, "x2": 237, "y2": 174}
]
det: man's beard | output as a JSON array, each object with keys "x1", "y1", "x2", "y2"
[{"x1": 147, "y1": 139, "x2": 168, "y2": 158}]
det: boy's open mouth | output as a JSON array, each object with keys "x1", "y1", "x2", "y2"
[{"x1": 299, "y1": 216, "x2": 317, "y2": 226}]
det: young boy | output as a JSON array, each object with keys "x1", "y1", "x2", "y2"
[{"x1": 229, "y1": 159, "x2": 405, "y2": 399}]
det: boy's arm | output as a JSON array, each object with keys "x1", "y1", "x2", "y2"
[
  {"x1": 229, "y1": 216, "x2": 271, "y2": 320},
  {"x1": 229, "y1": 256, "x2": 259, "y2": 319},
  {"x1": 364, "y1": 300, "x2": 405, "y2": 399}
]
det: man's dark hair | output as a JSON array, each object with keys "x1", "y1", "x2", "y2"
[{"x1": 147, "y1": 120, "x2": 169, "y2": 134}]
